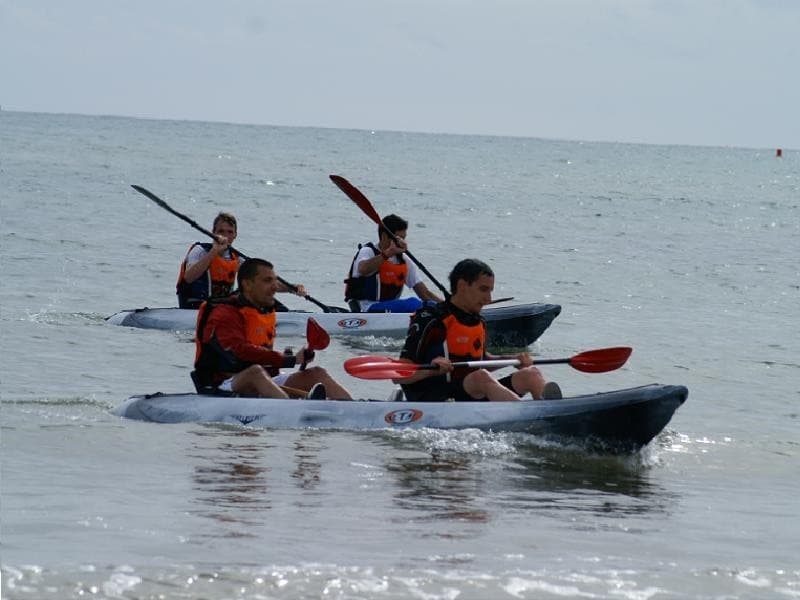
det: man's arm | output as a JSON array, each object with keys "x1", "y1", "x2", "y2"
[
  {"x1": 355, "y1": 246, "x2": 385, "y2": 276},
  {"x1": 277, "y1": 280, "x2": 308, "y2": 297},
  {"x1": 406, "y1": 260, "x2": 443, "y2": 303},
  {"x1": 183, "y1": 238, "x2": 228, "y2": 283},
  {"x1": 412, "y1": 282, "x2": 443, "y2": 303}
]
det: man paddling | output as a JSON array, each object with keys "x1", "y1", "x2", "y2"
[
  {"x1": 177, "y1": 211, "x2": 307, "y2": 309},
  {"x1": 192, "y1": 258, "x2": 352, "y2": 400},
  {"x1": 396, "y1": 258, "x2": 561, "y2": 401},
  {"x1": 344, "y1": 213, "x2": 442, "y2": 312}
]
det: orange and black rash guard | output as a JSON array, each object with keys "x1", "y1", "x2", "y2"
[
  {"x1": 400, "y1": 300, "x2": 486, "y2": 394},
  {"x1": 194, "y1": 295, "x2": 295, "y2": 386}
]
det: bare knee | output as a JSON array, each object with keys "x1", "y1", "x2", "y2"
[
  {"x1": 242, "y1": 365, "x2": 267, "y2": 378},
  {"x1": 303, "y1": 366, "x2": 327, "y2": 379},
  {"x1": 470, "y1": 369, "x2": 494, "y2": 385},
  {"x1": 232, "y1": 364, "x2": 280, "y2": 397},
  {"x1": 463, "y1": 369, "x2": 494, "y2": 394},
  {"x1": 236, "y1": 364, "x2": 267, "y2": 384},
  {"x1": 520, "y1": 366, "x2": 544, "y2": 384},
  {"x1": 513, "y1": 366, "x2": 545, "y2": 397}
]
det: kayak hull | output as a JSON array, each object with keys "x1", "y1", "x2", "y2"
[
  {"x1": 106, "y1": 302, "x2": 562, "y2": 349},
  {"x1": 112, "y1": 384, "x2": 687, "y2": 452}
]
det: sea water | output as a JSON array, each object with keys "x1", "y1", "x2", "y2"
[{"x1": 1, "y1": 111, "x2": 798, "y2": 598}]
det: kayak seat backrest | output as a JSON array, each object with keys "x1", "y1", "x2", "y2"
[
  {"x1": 386, "y1": 387, "x2": 406, "y2": 402},
  {"x1": 190, "y1": 370, "x2": 236, "y2": 397}
]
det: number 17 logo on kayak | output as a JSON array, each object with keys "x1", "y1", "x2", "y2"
[
  {"x1": 384, "y1": 409, "x2": 423, "y2": 425},
  {"x1": 337, "y1": 318, "x2": 368, "y2": 329}
]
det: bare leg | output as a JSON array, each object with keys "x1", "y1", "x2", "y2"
[
  {"x1": 509, "y1": 366, "x2": 547, "y2": 400},
  {"x1": 231, "y1": 365, "x2": 289, "y2": 398},
  {"x1": 284, "y1": 366, "x2": 353, "y2": 400},
  {"x1": 462, "y1": 369, "x2": 521, "y2": 401}
]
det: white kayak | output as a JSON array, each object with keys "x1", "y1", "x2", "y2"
[
  {"x1": 112, "y1": 383, "x2": 688, "y2": 452},
  {"x1": 106, "y1": 302, "x2": 562, "y2": 349}
]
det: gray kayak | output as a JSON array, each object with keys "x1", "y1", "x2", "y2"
[
  {"x1": 106, "y1": 302, "x2": 562, "y2": 349},
  {"x1": 112, "y1": 383, "x2": 688, "y2": 452}
]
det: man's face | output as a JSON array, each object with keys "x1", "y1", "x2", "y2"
[
  {"x1": 381, "y1": 229, "x2": 407, "y2": 245},
  {"x1": 455, "y1": 273, "x2": 494, "y2": 314},
  {"x1": 242, "y1": 265, "x2": 279, "y2": 308},
  {"x1": 213, "y1": 221, "x2": 237, "y2": 245}
]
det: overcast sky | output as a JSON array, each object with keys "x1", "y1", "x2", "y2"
[{"x1": 2, "y1": 0, "x2": 798, "y2": 149}]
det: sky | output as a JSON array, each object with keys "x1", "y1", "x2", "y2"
[{"x1": 2, "y1": 0, "x2": 798, "y2": 149}]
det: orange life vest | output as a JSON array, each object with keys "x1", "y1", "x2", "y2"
[
  {"x1": 377, "y1": 258, "x2": 408, "y2": 301},
  {"x1": 344, "y1": 243, "x2": 408, "y2": 302},
  {"x1": 441, "y1": 313, "x2": 485, "y2": 363},
  {"x1": 176, "y1": 243, "x2": 240, "y2": 308},
  {"x1": 239, "y1": 306, "x2": 277, "y2": 349}
]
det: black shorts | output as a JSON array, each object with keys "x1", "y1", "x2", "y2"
[{"x1": 402, "y1": 374, "x2": 515, "y2": 402}]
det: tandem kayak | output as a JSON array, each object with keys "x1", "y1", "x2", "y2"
[
  {"x1": 105, "y1": 302, "x2": 562, "y2": 349},
  {"x1": 112, "y1": 383, "x2": 687, "y2": 452}
]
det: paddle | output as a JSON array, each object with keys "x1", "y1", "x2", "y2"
[
  {"x1": 344, "y1": 347, "x2": 633, "y2": 380},
  {"x1": 280, "y1": 384, "x2": 312, "y2": 398},
  {"x1": 131, "y1": 184, "x2": 348, "y2": 313},
  {"x1": 299, "y1": 317, "x2": 330, "y2": 371},
  {"x1": 329, "y1": 175, "x2": 451, "y2": 300}
]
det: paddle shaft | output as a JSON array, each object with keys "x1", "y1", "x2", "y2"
[
  {"x1": 280, "y1": 384, "x2": 310, "y2": 398},
  {"x1": 132, "y1": 185, "x2": 337, "y2": 313},
  {"x1": 386, "y1": 357, "x2": 572, "y2": 371},
  {"x1": 487, "y1": 296, "x2": 514, "y2": 305},
  {"x1": 378, "y1": 225, "x2": 450, "y2": 299},
  {"x1": 329, "y1": 175, "x2": 451, "y2": 300},
  {"x1": 422, "y1": 358, "x2": 520, "y2": 370}
]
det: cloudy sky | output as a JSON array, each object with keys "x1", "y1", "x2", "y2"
[{"x1": 2, "y1": 0, "x2": 798, "y2": 149}]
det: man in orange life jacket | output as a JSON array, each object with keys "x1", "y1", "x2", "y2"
[
  {"x1": 177, "y1": 212, "x2": 307, "y2": 309},
  {"x1": 344, "y1": 213, "x2": 442, "y2": 313},
  {"x1": 397, "y1": 258, "x2": 560, "y2": 402},
  {"x1": 193, "y1": 257, "x2": 351, "y2": 399}
]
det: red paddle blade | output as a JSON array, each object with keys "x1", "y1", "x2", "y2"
[
  {"x1": 348, "y1": 366, "x2": 417, "y2": 380},
  {"x1": 343, "y1": 355, "x2": 398, "y2": 370},
  {"x1": 569, "y1": 346, "x2": 632, "y2": 373},
  {"x1": 344, "y1": 356, "x2": 417, "y2": 379},
  {"x1": 330, "y1": 175, "x2": 383, "y2": 225},
  {"x1": 306, "y1": 317, "x2": 330, "y2": 350}
]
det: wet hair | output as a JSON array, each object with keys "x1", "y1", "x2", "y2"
[
  {"x1": 238, "y1": 258, "x2": 274, "y2": 286},
  {"x1": 213, "y1": 212, "x2": 237, "y2": 232},
  {"x1": 448, "y1": 259, "x2": 494, "y2": 294},
  {"x1": 380, "y1": 214, "x2": 408, "y2": 237}
]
